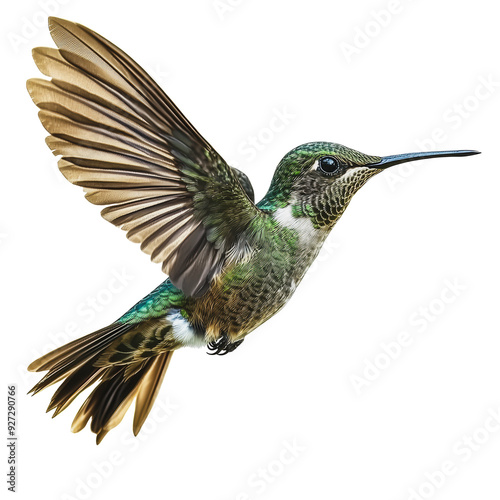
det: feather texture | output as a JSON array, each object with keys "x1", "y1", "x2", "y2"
[
  {"x1": 28, "y1": 17, "x2": 259, "y2": 296},
  {"x1": 28, "y1": 320, "x2": 177, "y2": 444}
]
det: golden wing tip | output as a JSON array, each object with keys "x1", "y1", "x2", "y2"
[
  {"x1": 27, "y1": 361, "x2": 39, "y2": 372},
  {"x1": 48, "y1": 16, "x2": 65, "y2": 29}
]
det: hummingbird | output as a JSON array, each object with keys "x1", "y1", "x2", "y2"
[{"x1": 27, "y1": 17, "x2": 480, "y2": 444}]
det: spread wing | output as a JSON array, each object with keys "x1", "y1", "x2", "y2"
[{"x1": 27, "y1": 17, "x2": 259, "y2": 297}]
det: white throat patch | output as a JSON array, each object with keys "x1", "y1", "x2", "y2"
[{"x1": 273, "y1": 203, "x2": 325, "y2": 247}]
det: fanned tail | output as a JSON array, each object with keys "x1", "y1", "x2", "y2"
[{"x1": 28, "y1": 323, "x2": 174, "y2": 444}]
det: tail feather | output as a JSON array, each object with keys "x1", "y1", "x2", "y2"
[
  {"x1": 28, "y1": 323, "x2": 130, "y2": 372},
  {"x1": 28, "y1": 323, "x2": 132, "y2": 395},
  {"x1": 48, "y1": 363, "x2": 106, "y2": 416},
  {"x1": 133, "y1": 351, "x2": 173, "y2": 435},
  {"x1": 28, "y1": 322, "x2": 174, "y2": 443}
]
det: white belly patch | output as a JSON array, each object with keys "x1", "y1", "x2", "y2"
[{"x1": 166, "y1": 310, "x2": 206, "y2": 348}]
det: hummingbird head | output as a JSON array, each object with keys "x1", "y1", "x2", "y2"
[{"x1": 259, "y1": 142, "x2": 479, "y2": 230}]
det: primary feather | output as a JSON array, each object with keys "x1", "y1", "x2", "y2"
[
  {"x1": 27, "y1": 17, "x2": 258, "y2": 296},
  {"x1": 27, "y1": 17, "x2": 441, "y2": 444}
]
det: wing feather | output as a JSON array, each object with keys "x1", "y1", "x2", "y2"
[{"x1": 28, "y1": 17, "x2": 260, "y2": 296}]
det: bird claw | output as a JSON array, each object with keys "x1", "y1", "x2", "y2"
[{"x1": 207, "y1": 334, "x2": 244, "y2": 355}]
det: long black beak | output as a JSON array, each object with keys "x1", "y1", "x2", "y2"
[{"x1": 367, "y1": 150, "x2": 480, "y2": 169}]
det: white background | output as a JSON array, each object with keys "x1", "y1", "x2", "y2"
[{"x1": 2, "y1": 0, "x2": 500, "y2": 499}]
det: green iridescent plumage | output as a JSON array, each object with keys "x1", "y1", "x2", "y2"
[
  {"x1": 118, "y1": 280, "x2": 185, "y2": 324},
  {"x1": 26, "y1": 17, "x2": 479, "y2": 443}
]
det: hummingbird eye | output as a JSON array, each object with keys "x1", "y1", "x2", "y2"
[{"x1": 318, "y1": 156, "x2": 341, "y2": 176}]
